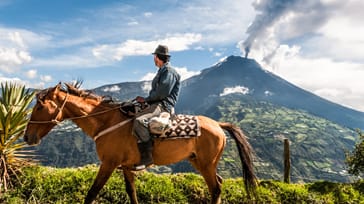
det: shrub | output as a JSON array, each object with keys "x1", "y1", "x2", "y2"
[
  {"x1": 346, "y1": 129, "x2": 364, "y2": 176},
  {"x1": 0, "y1": 83, "x2": 35, "y2": 193}
]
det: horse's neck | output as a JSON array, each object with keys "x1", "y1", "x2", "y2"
[{"x1": 64, "y1": 96, "x2": 118, "y2": 137}]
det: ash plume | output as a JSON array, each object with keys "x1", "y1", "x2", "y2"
[
  {"x1": 242, "y1": 0, "x2": 302, "y2": 58},
  {"x1": 241, "y1": 0, "x2": 337, "y2": 59}
]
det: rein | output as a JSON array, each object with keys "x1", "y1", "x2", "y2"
[
  {"x1": 28, "y1": 93, "x2": 134, "y2": 141},
  {"x1": 93, "y1": 118, "x2": 134, "y2": 141}
]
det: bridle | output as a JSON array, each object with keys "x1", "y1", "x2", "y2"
[
  {"x1": 27, "y1": 92, "x2": 133, "y2": 141},
  {"x1": 28, "y1": 93, "x2": 70, "y2": 124},
  {"x1": 29, "y1": 92, "x2": 124, "y2": 124}
]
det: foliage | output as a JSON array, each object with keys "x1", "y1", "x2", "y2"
[
  {"x1": 0, "y1": 165, "x2": 363, "y2": 203},
  {"x1": 0, "y1": 83, "x2": 35, "y2": 193},
  {"x1": 345, "y1": 129, "x2": 364, "y2": 176}
]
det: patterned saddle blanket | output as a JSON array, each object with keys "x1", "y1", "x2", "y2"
[{"x1": 154, "y1": 114, "x2": 201, "y2": 139}]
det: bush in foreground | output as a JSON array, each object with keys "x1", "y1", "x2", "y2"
[
  {"x1": 0, "y1": 83, "x2": 35, "y2": 193},
  {"x1": 1, "y1": 165, "x2": 363, "y2": 203}
]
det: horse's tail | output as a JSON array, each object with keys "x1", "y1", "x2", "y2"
[{"x1": 219, "y1": 122, "x2": 257, "y2": 194}]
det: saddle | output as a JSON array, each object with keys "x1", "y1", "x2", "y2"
[
  {"x1": 151, "y1": 114, "x2": 201, "y2": 139},
  {"x1": 120, "y1": 101, "x2": 201, "y2": 139}
]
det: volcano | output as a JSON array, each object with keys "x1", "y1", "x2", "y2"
[{"x1": 176, "y1": 55, "x2": 364, "y2": 130}]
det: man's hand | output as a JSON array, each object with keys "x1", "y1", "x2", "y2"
[{"x1": 135, "y1": 96, "x2": 145, "y2": 103}]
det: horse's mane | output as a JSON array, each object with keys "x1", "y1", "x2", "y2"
[
  {"x1": 63, "y1": 81, "x2": 115, "y2": 105},
  {"x1": 62, "y1": 82, "x2": 98, "y2": 99},
  {"x1": 38, "y1": 81, "x2": 115, "y2": 105}
]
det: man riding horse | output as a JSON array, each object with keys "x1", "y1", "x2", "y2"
[
  {"x1": 24, "y1": 45, "x2": 256, "y2": 203},
  {"x1": 133, "y1": 45, "x2": 181, "y2": 170}
]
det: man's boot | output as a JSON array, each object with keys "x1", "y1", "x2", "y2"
[{"x1": 133, "y1": 139, "x2": 154, "y2": 171}]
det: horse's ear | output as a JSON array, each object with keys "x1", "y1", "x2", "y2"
[
  {"x1": 55, "y1": 82, "x2": 62, "y2": 91},
  {"x1": 50, "y1": 82, "x2": 62, "y2": 96},
  {"x1": 56, "y1": 82, "x2": 62, "y2": 89}
]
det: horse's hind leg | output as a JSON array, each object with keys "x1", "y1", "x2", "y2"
[
  {"x1": 84, "y1": 162, "x2": 116, "y2": 204},
  {"x1": 123, "y1": 169, "x2": 138, "y2": 204},
  {"x1": 189, "y1": 159, "x2": 223, "y2": 204}
]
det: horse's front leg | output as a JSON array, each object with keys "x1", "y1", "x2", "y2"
[
  {"x1": 84, "y1": 162, "x2": 117, "y2": 204},
  {"x1": 123, "y1": 168, "x2": 139, "y2": 204}
]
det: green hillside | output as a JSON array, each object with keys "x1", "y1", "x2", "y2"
[{"x1": 213, "y1": 96, "x2": 358, "y2": 182}]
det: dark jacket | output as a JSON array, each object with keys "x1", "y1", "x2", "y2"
[{"x1": 145, "y1": 62, "x2": 180, "y2": 112}]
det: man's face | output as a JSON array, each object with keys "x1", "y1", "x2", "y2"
[{"x1": 153, "y1": 54, "x2": 158, "y2": 67}]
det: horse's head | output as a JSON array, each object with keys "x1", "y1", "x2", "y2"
[{"x1": 24, "y1": 83, "x2": 67, "y2": 145}]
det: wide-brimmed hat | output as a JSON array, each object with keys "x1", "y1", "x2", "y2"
[{"x1": 152, "y1": 45, "x2": 170, "y2": 56}]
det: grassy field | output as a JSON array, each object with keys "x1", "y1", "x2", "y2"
[{"x1": 1, "y1": 165, "x2": 363, "y2": 203}]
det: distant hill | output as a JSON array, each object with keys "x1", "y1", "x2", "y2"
[
  {"x1": 94, "y1": 81, "x2": 150, "y2": 101},
  {"x1": 33, "y1": 55, "x2": 362, "y2": 182}
]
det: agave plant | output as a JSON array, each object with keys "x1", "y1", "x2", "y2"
[{"x1": 0, "y1": 82, "x2": 36, "y2": 193}]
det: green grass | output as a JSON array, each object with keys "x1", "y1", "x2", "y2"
[{"x1": 1, "y1": 165, "x2": 363, "y2": 203}]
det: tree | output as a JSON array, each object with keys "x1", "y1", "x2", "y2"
[
  {"x1": 345, "y1": 129, "x2": 364, "y2": 176},
  {"x1": 0, "y1": 83, "x2": 35, "y2": 193}
]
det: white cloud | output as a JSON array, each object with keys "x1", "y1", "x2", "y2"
[
  {"x1": 144, "y1": 12, "x2": 152, "y2": 18},
  {"x1": 32, "y1": 54, "x2": 110, "y2": 69},
  {"x1": 0, "y1": 27, "x2": 52, "y2": 50},
  {"x1": 0, "y1": 76, "x2": 23, "y2": 85},
  {"x1": 140, "y1": 66, "x2": 200, "y2": 82},
  {"x1": 0, "y1": 27, "x2": 54, "y2": 85},
  {"x1": 26, "y1": 69, "x2": 37, "y2": 79},
  {"x1": 0, "y1": 29, "x2": 32, "y2": 73},
  {"x1": 305, "y1": 15, "x2": 364, "y2": 62},
  {"x1": 174, "y1": 67, "x2": 200, "y2": 81},
  {"x1": 40, "y1": 75, "x2": 52, "y2": 82},
  {"x1": 0, "y1": 47, "x2": 32, "y2": 72},
  {"x1": 214, "y1": 52, "x2": 222, "y2": 57},
  {"x1": 264, "y1": 90, "x2": 273, "y2": 96},
  {"x1": 273, "y1": 50, "x2": 364, "y2": 111},
  {"x1": 141, "y1": 81, "x2": 152, "y2": 93},
  {"x1": 220, "y1": 86, "x2": 250, "y2": 96},
  {"x1": 8, "y1": 32, "x2": 25, "y2": 48},
  {"x1": 103, "y1": 85, "x2": 121, "y2": 92},
  {"x1": 127, "y1": 21, "x2": 138, "y2": 26},
  {"x1": 92, "y1": 33, "x2": 202, "y2": 61},
  {"x1": 140, "y1": 72, "x2": 156, "y2": 81}
]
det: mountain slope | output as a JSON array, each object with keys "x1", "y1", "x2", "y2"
[{"x1": 177, "y1": 56, "x2": 364, "y2": 130}]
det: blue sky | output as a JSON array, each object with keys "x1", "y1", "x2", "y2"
[{"x1": 1, "y1": 0, "x2": 364, "y2": 112}]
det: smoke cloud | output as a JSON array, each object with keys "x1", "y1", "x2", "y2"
[
  {"x1": 241, "y1": 0, "x2": 336, "y2": 59},
  {"x1": 243, "y1": 0, "x2": 300, "y2": 58}
]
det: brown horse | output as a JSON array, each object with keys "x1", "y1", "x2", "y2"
[{"x1": 24, "y1": 82, "x2": 257, "y2": 204}]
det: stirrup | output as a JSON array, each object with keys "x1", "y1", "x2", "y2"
[
  {"x1": 133, "y1": 164, "x2": 147, "y2": 171},
  {"x1": 133, "y1": 163, "x2": 152, "y2": 171}
]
